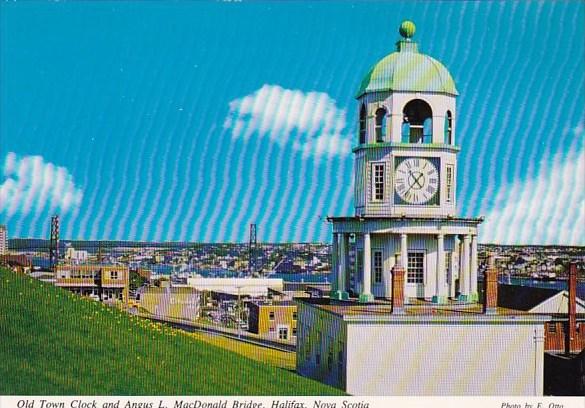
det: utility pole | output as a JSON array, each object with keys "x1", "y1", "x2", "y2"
[
  {"x1": 49, "y1": 215, "x2": 60, "y2": 271},
  {"x1": 248, "y1": 223, "x2": 257, "y2": 276},
  {"x1": 97, "y1": 241, "x2": 103, "y2": 263}
]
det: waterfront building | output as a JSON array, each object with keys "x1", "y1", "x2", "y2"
[
  {"x1": 64, "y1": 244, "x2": 89, "y2": 263},
  {"x1": 296, "y1": 21, "x2": 549, "y2": 396},
  {"x1": 55, "y1": 263, "x2": 129, "y2": 304},
  {"x1": 248, "y1": 300, "x2": 297, "y2": 342},
  {"x1": 0, "y1": 225, "x2": 7, "y2": 255},
  {"x1": 186, "y1": 277, "x2": 283, "y2": 297}
]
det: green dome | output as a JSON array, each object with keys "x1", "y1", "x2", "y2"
[{"x1": 356, "y1": 30, "x2": 458, "y2": 98}]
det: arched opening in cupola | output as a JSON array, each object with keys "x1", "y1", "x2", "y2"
[
  {"x1": 444, "y1": 110, "x2": 453, "y2": 144},
  {"x1": 401, "y1": 99, "x2": 433, "y2": 144},
  {"x1": 359, "y1": 104, "x2": 366, "y2": 144},
  {"x1": 375, "y1": 107, "x2": 387, "y2": 142}
]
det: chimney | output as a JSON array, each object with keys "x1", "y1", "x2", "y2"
[
  {"x1": 483, "y1": 253, "x2": 498, "y2": 315},
  {"x1": 391, "y1": 254, "x2": 405, "y2": 314},
  {"x1": 566, "y1": 263, "x2": 577, "y2": 355}
]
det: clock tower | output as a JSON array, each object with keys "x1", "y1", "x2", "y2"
[{"x1": 329, "y1": 21, "x2": 483, "y2": 304}]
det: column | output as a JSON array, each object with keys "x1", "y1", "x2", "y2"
[
  {"x1": 390, "y1": 113, "x2": 403, "y2": 142},
  {"x1": 330, "y1": 233, "x2": 339, "y2": 296},
  {"x1": 333, "y1": 234, "x2": 350, "y2": 300},
  {"x1": 359, "y1": 233, "x2": 374, "y2": 302},
  {"x1": 448, "y1": 251, "x2": 456, "y2": 299},
  {"x1": 470, "y1": 235, "x2": 478, "y2": 302},
  {"x1": 458, "y1": 234, "x2": 471, "y2": 302},
  {"x1": 400, "y1": 233, "x2": 408, "y2": 303},
  {"x1": 433, "y1": 234, "x2": 447, "y2": 304}
]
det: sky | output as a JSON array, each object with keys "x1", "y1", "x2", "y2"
[{"x1": 0, "y1": 1, "x2": 584, "y2": 245}]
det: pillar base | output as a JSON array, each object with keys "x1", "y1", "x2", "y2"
[
  {"x1": 457, "y1": 294, "x2": 469, "y2": 302},
  {"x1": 483, "y1": 307, "x2": 497, "y2": 315},
  {"x1": 469, "y1": 292, "x2": 479, "y2": 303},
  {"x1": 331, "y1": 290, "x2": 350, "y2": 300},
  {"x1": 391, "y1": 306, "x2": 405, "y2": 315},
  {"x1": 358, "y1": 293, "x2": 375, "y2": 303},
  {"x1": 432, "y1": 295, "x2": 448, "y2": 304}
]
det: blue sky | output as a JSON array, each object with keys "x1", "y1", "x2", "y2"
[{"x1": 1, "y1": 1, "x2": 584, "y2": 244}]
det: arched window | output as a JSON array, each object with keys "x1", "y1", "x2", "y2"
[
  {"x1": 359, "y1": 104, "x2": 366, "y2": 144},
  {"x1": 402, "y1": 99, "x2": 433, "y2": 144},
  {"x1": 444, "y1": 110, "x2": 453, "y2": 144},
  {"x1": 375, "y1": 108, "x2": 387, "y2": 142}
]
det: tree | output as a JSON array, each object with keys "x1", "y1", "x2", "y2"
[{"x1": 129, "y1": 270, "x2": 147, "y2": 292}]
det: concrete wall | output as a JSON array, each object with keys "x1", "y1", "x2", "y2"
[
  {"x1": 345, "y1": 319, "x2": 545, "y2": 395},
  {"x1": 296, "y1": 303, "x2": 346, "y2": 390}
]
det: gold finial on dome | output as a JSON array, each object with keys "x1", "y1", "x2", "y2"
[{"x1": 399, "y1": 20, "x2": 416, "y2": 39}]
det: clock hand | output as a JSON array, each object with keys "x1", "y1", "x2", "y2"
[{"x1": 413, "y1": 173, "x2": 424, "y2": 188}]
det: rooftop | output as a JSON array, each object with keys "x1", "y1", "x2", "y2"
[
  {"x1": 296, "y1": 298, "x2": 577, "y2": 323},
  {"x1": 497, "y1": 284, "x2": 562, "y2": 312},
  {"x1": 327, "y1": 215, "x2": 484, "y2": 223}
]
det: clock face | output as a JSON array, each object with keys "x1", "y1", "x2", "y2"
[{"x1": 394, "y1": 158, "x2": 439, "y2": 205}]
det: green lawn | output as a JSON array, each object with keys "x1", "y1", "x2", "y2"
[{"x1": 0, "y1": 268, "x2": 343, "y2": 395}]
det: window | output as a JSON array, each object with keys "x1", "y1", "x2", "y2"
[
  {"x1": 269, "y1": 327, "x2": 276, "y2": 333},
  {"x1": 292, "y1": 327, "x2": 297, "y2": 337},
  {"x1": 278, "y1": 327, "x2": 288, "y2": 340},
  {"x1": 359, "y1": 104, "x2": 366, "y2": 144},
  {"x1": 446, "y1": 165, "x2": 454, "y2": 203},
  {"x1": 372, "y1": 163, "x2": 385, "y2": 201},
  {"x1": 445, "y1": 111, "x2": 453, "y2": 144},
  {"x1": 110, "y1": 271, "x2": 119, "y2": 280},
  {"x1": 407, "y1": 252, "x2": 424, "y2": 283},
  {"x1": 547, "y1": 323, "x2": 557, "y2": 334},
  {"x1": 327, "y1": 344, "x2": 334, "y2": 371},
  {"x1": 402, "y1": 99, "x2": 433, "y2": 144},
  {"x1": 374, "y1": 251, "x2": 383, "y2": 283},
  {"x1": 292, "y1": 312, "x2": 297, "y2": 321},
  {"x1": 375, "y1": 108, "x2": 387, "y2": 142},
  {"x1": 269, "y1": 311, "x2": 275, "y2": 321}
]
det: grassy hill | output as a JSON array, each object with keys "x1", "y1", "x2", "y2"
[{"x1": 0, "y1": 268, "x2": 343, "y2": 395}]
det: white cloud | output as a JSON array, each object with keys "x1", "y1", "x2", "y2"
[
  {"x1": 224, "y1": 84, "x2": 352, "y2": 158},
  {"x1": 0, "y1": 152, "x2": 83, "y2": 217},
  {"x1": 480, "y1": 140, "x2": 585, "y2": 245}
]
